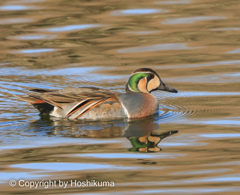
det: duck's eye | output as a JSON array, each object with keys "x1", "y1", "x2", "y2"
[{"x1": 147, "y1": 74, "x2": 154, "y2": 82}]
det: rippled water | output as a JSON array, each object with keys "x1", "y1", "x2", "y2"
[{"x1": 0, "y1": 0, "x2": 240, "y2": 194}]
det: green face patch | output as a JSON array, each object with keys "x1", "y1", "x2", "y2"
[{"x1": 128, "y1": 73, "x2": 149, "y2": 92}]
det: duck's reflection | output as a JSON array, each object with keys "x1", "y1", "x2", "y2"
[
  {"x1": 128, "y1": 131, "x2": 178, "y2": 152},
  {"x1": 29, "y1": 115, "x2": 178, "y2": 152}
]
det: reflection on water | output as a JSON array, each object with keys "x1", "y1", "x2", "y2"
[
  {"x1": 112, "y1": 9, "x2": 168, "y2": 16},
  {"x1": 128, "y1": 130, "x2": 178, "y2": 152},
  {"x1": 118, "y1": 174, "x2": 240, "y2": 186},
  {"x1": 118, "y1": 43, "x2": 200, "y2": 53},
  {"x1": 211, "y1": 28, "x2": 240, "y2": 31},
  {"x1": 162, "y1": 16, "x2": 226, "y2": 24},
  {"x1": 0, "y1": 5, "x2": 31, "y2": 11},
  {"x1": 228, "y1": 48, "x2": 240, "y2": 54},
  {"x1": 178, "y1": 119, "x2": 240, "y2": 127},
  {"x1": 200, "y1": 133, "x2": 240, "y2": 138},
  {"x1": 11, "y1": 48, "x2": 55, "y2": 54},
  {"x1": 165, "y1": 73, "x2": 240, "y2": 83},
  {"x1": 1, "y1": 0, "x2": 240, "y2": 194},
  {"x1": 155, "y1": 60, "x2": 240, "y2": 69},
  {"x1": 171, "y1": 169, "x2": 231, "y2": 175},
  {"x1": 89, "y1": 187, "x2": 240, "y2": 195},
  {"x1": 156, "y1": 0, "x2": 192, "y2": 5},
  {"x1": 17, "y1": 0, "x2": 46, "y2": 2},
  {"x1": 10, "y1": 34, "x2": 57, "y2": 40},
  {"x1": 11, "y1": 162, "x2": 137, "y2": 171},
  {"x1": 125, "y1": 31, "x2": 161, "y2": 35},
  {"x1": 70, "y1": 152, "x2": 183, "y2": 159},
  {"x1": 0, "y1": 18, "x2": 33, "y2": 24},
  {"x1": 44, "y1": 24, "x2": 104, "y2": 32}
]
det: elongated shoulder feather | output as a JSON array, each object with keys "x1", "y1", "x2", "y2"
[{"x1": 16, "y1": 87, "x2": 120, "y2": 118}]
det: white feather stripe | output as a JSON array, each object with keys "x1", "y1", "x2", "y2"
[
  {"x1": 119, "y1": 101, "x2": 130, "y2": 118},
  {"x1": 64, "y1": 99, "x2": 90, "y2": 117},
  {"x1": 73, "y1": 99, "x2": 105, "y2": 119}
]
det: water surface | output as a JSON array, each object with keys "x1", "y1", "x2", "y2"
[{"x1": 0, "y1": 0, "x2": 240, "y2": 194}]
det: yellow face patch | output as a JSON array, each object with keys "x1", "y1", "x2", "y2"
[
  {"x1": 148, "y1": 136, "x2": 160, "y2": 144},
  {"x1": 147, "y1": 75, "x2": 160, "y2": 92},
  {"x1": 138, "y1": 136, "x2": 148, "y2": 143},
  {"x1": 137, "y1": 77, "x2": 149, "y2": 93}
]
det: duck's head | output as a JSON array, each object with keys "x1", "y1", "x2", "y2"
[{"x1": 126, "y1": 68, "x2": 178, "y2": 93}]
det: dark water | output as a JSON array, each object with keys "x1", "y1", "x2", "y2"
[{"x1": 1, "y1": 0, "x2": 240, "y2": 194}]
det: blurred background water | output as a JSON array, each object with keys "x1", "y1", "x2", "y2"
[{"x1": 0, "y1": 0, "x2": 240, "y2": 194}]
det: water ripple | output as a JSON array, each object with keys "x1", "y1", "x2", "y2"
[
  {"x1": 10, "y1": 34, "x2": 57, "y2": 40},
  {"x1": 11, "y1": 48, "x2": 55, "y2": 54},
  {"x1": 68, "y1": 153, "x2": 185, "y2": 159},
  {"x1": 165, "y1": 73, "x2": 240, "y2": 83},
  {"x1": 156, "y1": 0, "x2": 192, "y2": 4},
  {"x1": 156, "y1": 60, "x2": 240, "y2": 69},
  {"x1": 112, "y1": 9, "x2": 168, "y2": 16},
  {"x1": 228, "y1": 48, "x2": 240, "y2": 54},
  {"x1": 0, "y1": 5, "x2": 35, "y2": 11},
  {"x1": 0, "y1": 18, "x2": 33, "y2": 24},
  {"x1": 118, "y1": 43, "x2": 201, "y2": 53},
  {"x1": 44, "y1": 24, "x2": 104, "y2": 32},
  {"x1": 211, "y1": 28, "x2": 240, "y2": 31},
  {"x1": 10, "y1": 162, "x2": 161, "y2": 172},
  {"x1": 81, "y1": 187, "x2": 240, "y2": 195},
  {"x1": 162, "y1": 16, "x2": 226, "y2": 24},
  {"x1": 118, "y1": 174, "x2": 240, "y2": 186}
]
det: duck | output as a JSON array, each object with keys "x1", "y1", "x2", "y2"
[
  {"x1": 15, "y1": 68, "x2": 177, "y2": 120},
  {"x1": 128, "y1": 130, "x2": 178, "y2": 152}
]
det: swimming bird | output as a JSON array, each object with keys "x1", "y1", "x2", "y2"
[{"x1": 15, "y1": 68, "x2": 177, "y2": 120}]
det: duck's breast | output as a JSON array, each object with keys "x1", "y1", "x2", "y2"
[{"x1": 117, "y1": 93, "x2": 159, "y2": 118}]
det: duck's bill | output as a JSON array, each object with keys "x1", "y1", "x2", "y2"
[
  {"x1": 157, "y1": 130, "x2": 178, "y2": 140},
  {"x1": 148, "y1": 130, "x2": 178, "y2": 143},
  {"x1": 157, "y1": 82, "x2": 178, "y2": 93}
]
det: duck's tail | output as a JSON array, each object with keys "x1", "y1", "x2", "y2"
[{"x1": 14, "y1": 94, "x2": 54, "y2": 115}]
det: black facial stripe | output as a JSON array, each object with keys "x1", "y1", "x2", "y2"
[
  {"x1": 150, "y1": 88, "x2": 158, "y2": 93},
  {"x1": 147, "y1": 74, "x2": 154, "y2": 82},
  {"x1": 146, "y1": 74, "x2": 155, "y2": 93}
]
